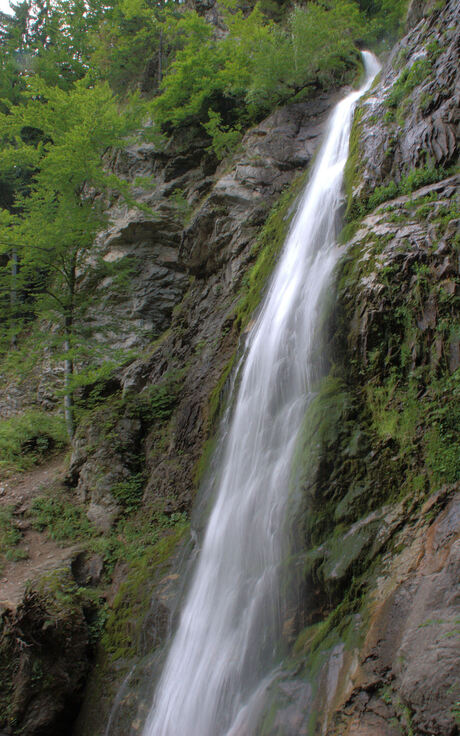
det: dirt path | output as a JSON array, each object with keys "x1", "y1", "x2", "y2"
[{"x1": 0, "y1": 454, "x2": 80, "y2": 609}]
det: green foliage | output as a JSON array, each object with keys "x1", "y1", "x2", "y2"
[
  {"x1": 170, "y1": 187, "x2": 192, "y2": 222},
  {"x1": 0, "y1": 0, "x2": 102, "y2": 104},
  {"x1": 31, "y1": 493, "x2": 95, "y2": 542},
  {"x1": 0, "y1": 76, "x2": 144, "y2": 434},
  {"x1": 203, "y1": 110, "x2": 242, "y2": 160},
  {"x1": 0, "y1": 506, "x2": 27, "y2": 570},
  {"x1": 400, "y1": 165, "x2": 448, "y2": 194},
  {"x1": 353, "y1": 165, "x2": 450, "y2": 217},
  {"x1": 34, "y1": 566, "x2": 83, "y2": 612},
  {"x1": 82, "y1": 505, "x2": 188, "y2": 588},
  {"x1": 90, "y1": 0, "x2": 183, "y2": 94},
  {"x1": 358, "y1": 0, "x2": 409, "y2": 45},
  {"x1": 151, "y1": 2, "x2": 363, "y2": 133},
  {"x1": 111, "y1": 473, "x2": 144, "y2": 513},
  {"x1": 367, "y1": 180, "x2": 399, "y2": 211},
  {"x1": 386, "y1": 57, "x2": 432, "y2": 109},
  {"x1": 0, "y1": 410, "x2": 67, "y2": 471},
  {"x1": 80, "y1": 368, "x2": 184, "y2": 428},
  {"x1": 136, "y1": 375, "x2": 184, "y2": 422}
]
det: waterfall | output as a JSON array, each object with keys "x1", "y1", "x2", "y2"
[{"x1": 142, "y1": 51, "x2": 381, "y2": 736}]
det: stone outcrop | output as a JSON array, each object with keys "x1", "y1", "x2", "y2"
[
  {"x1": 67, "y1": 412, "x2": 142, "y2": 532},
  {"x1": 179, "y1": 94, "x2": 339, "y2": 276},
  {"x1": 0, "y1": 570, "x2": 91, "y2": 736},
  {"x1": 350, "y1": 0, "x2": 459, "y2": 204},
  {"x1": 89, "y1": 210, "x2": 189, "y2": 349},
  {"x1": 261, "y1": 489, "x2": 459, "y2": 736}
]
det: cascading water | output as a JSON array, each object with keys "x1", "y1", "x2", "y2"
[{"x1": 142, "y1": 51, "x2": 380, "y2": 736}]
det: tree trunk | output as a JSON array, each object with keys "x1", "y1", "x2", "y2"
[
  {"x1": 158, "y1": 31, "x2": 163, "y2": 84},
  {"x1": 64, "y1": 319, "x2": 74, "y2": 440},
  {"x1": 10, "y1": 248, "x2": 18, "y2": 348},
  {"x1": 63, "y1": 252, "x2": 76, "y2": 440}
]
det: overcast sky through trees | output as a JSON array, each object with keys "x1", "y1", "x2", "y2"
[{"x1": 0, "y1": 0, "x2": 12, "y2": 15}]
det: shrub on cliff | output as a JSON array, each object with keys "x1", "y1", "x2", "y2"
[{"x1": 151, "y1": 1, "x2": 363, "y2": 138}]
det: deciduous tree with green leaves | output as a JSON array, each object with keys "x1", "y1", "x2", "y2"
[
  {"x1": 150, "y1": 0, "x2": 364, "y2": 157},
  {"x1": 0, "y1": 78, "x2": 142, "y2": 438}
]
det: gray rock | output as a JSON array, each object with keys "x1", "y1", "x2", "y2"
[
  {"x1": 71, "y1": 552, "x2": 104, "y2": 587},
  {"x1": 351, "y1": 0, "x2": 459, "y2": 204},
  {"x1": 67, "y1": 415, "x2": 142, "y2": 529},
  {"x1": 396, "y1": 501, "x2": 460, "y2": 735},
  {"x1": 180, "y1": 94, "x2": 338, "y2": 276}
]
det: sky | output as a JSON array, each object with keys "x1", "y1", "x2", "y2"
[{"x1": 0, "y1": 0, "x2": 13, "y2": 15}]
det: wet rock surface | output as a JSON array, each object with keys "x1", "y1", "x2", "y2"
[
  {"x1": 326, "y1": 493, "x2": 460, "y2": 736},
  {"x1": 179, "y1": 93, "x2": 338, "y2": 276},
  {"x1": 351, "y1": 0, "x2": 459, "y2": 203},
  {"x1": 253, "y1": 4, "x2": 459, "y2": 732}
]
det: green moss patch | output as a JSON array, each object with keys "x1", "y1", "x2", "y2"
[
  {"x1": 101, "y1": 523, "x2": 188, "y2": 662},
  {"x1": 385, "y1": 57, "x2": 432, "y2": 110},
  {"x1": 234, "y1": 172, "x2": 307, "y2": 332},
  {"x1": 31, "y1": 494, "x2": 96, "y2": 543}
]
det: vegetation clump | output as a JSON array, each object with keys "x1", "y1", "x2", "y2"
[
  {"x1": 385, "y1": 56, "x2": 432, "y2": 109},
  {"x1": 31, "y1": 493, "x2": 96, "y2": 542},
  {"x1": 346, "y1": 163, "x2": 451, "y2": 222},
  {"x1": 0, "y1": 409, "x2": 67, "y2": 472},
  {"x1": 0, "y1": 506, "x2": 26, "y2": 571},
  {"x1": 102, "y1": 522, "x2": 188, "y2": 661}
]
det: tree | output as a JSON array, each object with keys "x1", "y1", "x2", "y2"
[
  {"x1": 0, "y1": 78, "x2": 141, "y2": 438},
  {"x1": 150, "y1": 1, "x2": 363, "y2": 147},
  {"x1": 90, "y1": 0, "x2": 183, "y2": 95}
]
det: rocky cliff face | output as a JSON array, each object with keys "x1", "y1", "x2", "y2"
[
  {"x1": 0, "y1": 0, "x2": 458, "y2": 734},
  {"x1": 253, "y1": 1, "x2": 459, "y2": 733},
  {"x1": 1, "y1": 86, "x2": 341, "y2": 735},
  {"x1": 71, "y1": 91, "x2": 346, "y2": 736},
  {"x1": 67, "y1": 91, "x2": 340, "y2": 539}
]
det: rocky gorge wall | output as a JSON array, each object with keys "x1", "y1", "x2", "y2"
[
  {"x1": 0, "y1": 0, "x2": 458, "y2": 734},
  {"x1": 255, "y1": 1, "x2": 459, "y2": 733},
  {"x1": 1, "y1": 78, "x2": 343, "y2": 735}
]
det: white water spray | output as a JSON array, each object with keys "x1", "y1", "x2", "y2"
[{"x1": 142, "y1": 52, "x2": 380, "y2": 736}]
